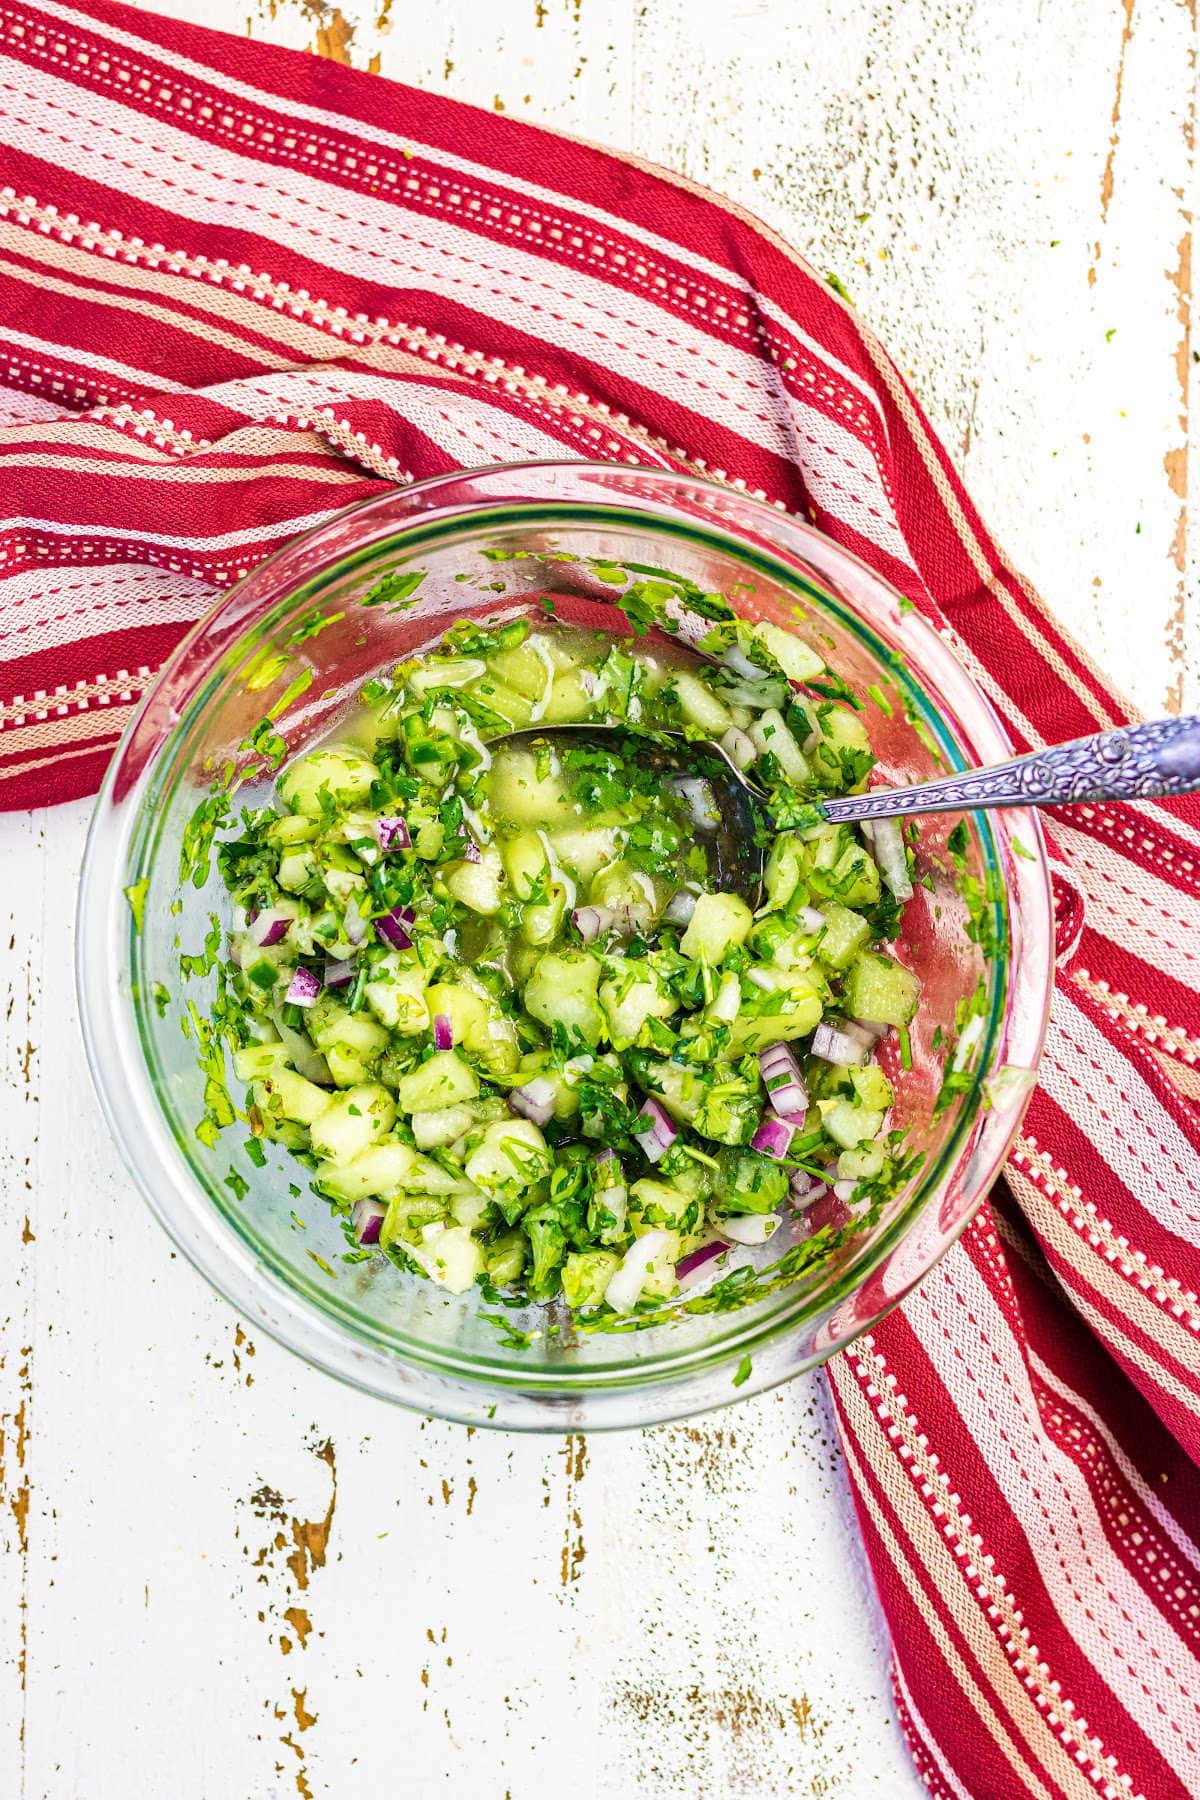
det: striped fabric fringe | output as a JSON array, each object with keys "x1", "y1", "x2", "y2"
[{"x1": 1, "y1": 4, "x2": 1196, "y2": 1792}]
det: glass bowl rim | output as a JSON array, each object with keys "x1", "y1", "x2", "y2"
[{"x1": 76, "y1": 459, "x2": 1053, "y2": 1430}]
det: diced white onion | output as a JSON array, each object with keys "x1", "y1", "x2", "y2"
[
  {"x1": 605, "y1": 1229, "x2": 672, "y2": 1313},
  {"x1": 717, "y1": 1212, "x2": 781, "y2": 1246}
]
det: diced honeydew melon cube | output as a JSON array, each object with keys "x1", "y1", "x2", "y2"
[
  {"x1": 588, "y1": 861, "x2": 657, "y2": 927},
  {"x1": 464, "y1": 1118, "x2": 550, "y2": 1193},
  {"x1": 277, "y1": 848, "x2": 318, "y2": 893},
  {"x1": 451, "y1": 1189, "x2": 492, "y2": 1231},
  {"x1": 541, "y1": 668, "x2": 595, "y2": 723},
  {"x1": 444, "y1": 843, "x2": 505, "y2": 915},
  {"x1": 487, "y1": 641, "x2": 555, "y2": 701},
  {"x1": 629, "y1": 1178, "x2": 701, "y2": 1231},
  {"x1": 410, "y1": 1103, "x2": 481, "y2": 1150},
  {"x1": 850, "y1": 1063, "x2": 894, "y2": 1111},
  {"x1": 500, "y1": 829, "x2": 550, "y2": 901},
  {"x1": 523, "y1": 951, "x2": 605, "y2": 1047},
  {"x1": 252, "y1": 1067, "x2": 333, "y2": 1127},
  {"x1": 844, "y1": 952, "x2": 920, "y2": 1027},
  {"x1": 470, "y1": 679, "x2": 535, "y2": 726},
  {"x1": 405, "y1": 1223, "x2": 484, "y2": 1293},
  {"x1": 548, "y1": 822, "x2": 623, "y2": 884},
  {"x1": 749, "y1": 708, "x2": 809, "y2": 783},
  {"x1": 679, "y1": 892, "x2": 753, "y2": 964},
  {"x1": 727, "y1": 986, "x2": 824, "y2": 1052},
  {"x1": 394, "y1": 1050, "x2": 480, "y2": 1114},
  {"x1": 831, "y1": 843, "x2": 880, "y2": 908},
  {"x1": 599, "y1": 961, "x2": 680, "y2": 1049},
  {"x1": 307, "y1": 998, "x2": 389, "y2": 1061},
  {"x1": 763, "y1": 834, "x2": 804, "y2": 910},
  {"x1": 322, "y1": 864, "x2": 366, "y2": 907},
  {"x1": 561, "y1": 1249, "x2": 622, "y2": 1310},
  {"x1": 521, "y1": 887, "x2": 568, "y2": 947},
  {"x1": 486, "y1": 1230, "x2": 527, "y2": 1284},
  {"x1": 380, "y1": 1193, "x2": 447, "y2": 1246},
  {"x1": 414, "y1": 819, "x2": 444, "y2": 860},
  {"x1": 365, "y1": 956, "x2": 430, "y2": 1033},
  {"x1": 814, "y1": 903, "x2": 872, "y2": 970},
  {"x1": 308, "y1": 1083, "x2": 396, "y2": 1161},
  {"x1": 267, "y1": 813, "x2": 319, "y2": 847},
  {"x1": 670, "y1": 671, "x2": 733, "y2": 734},
  {"x1": 484, "y1": 748, "x2": 573, "y2": 827},
  {"x1": 279, "y1": 747, "x2": 378, "y2": 816},
  {"x1": 820, "y1": 704, "x2": 872, "y2": 757},
  {"x1": 315, "y1": 1140, "x2": 431, "y2": 1202},
  {"x1": 233, "y1": 1042, "x2": 292, "y2": 1083},
  {"x1": 751, "y1": 620, "x2": 826, "y2": 682},
  {"x1": 820, "y1": 1099, "x2": 885, "y2": 1150},
  {"x1": 837, "y1": 1145, "x2": 886, "y2": 1182}
]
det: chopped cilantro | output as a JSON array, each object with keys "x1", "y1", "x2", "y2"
[
  {"x1": 124, "y1": 876, "x2": 151, "y2": 933},
  {"x1": 361, "y1": 568, "x2": 428, "y2": 609}
]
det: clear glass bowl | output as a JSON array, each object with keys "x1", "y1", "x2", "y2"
[{"x1": 77, "y1": 462, "x2": 1052, "y2": 1430}]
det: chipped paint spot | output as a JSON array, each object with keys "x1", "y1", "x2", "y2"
[
  {"x1": 559, "y1": 1431, "x2": 587, "y2": 1586},
  {"x1": 285, "y1": 1605, "x2": 313, "y2": 1648},
  {"x1": 1100, "y1": 0, "x2": 1136, "y2": 224},
  {"x1": 239, "y1": 1439, "x2": 336, "y2": 1797},
  {"x1": 292, "y1": 1688, "x2": 318, "y2": 1731}
]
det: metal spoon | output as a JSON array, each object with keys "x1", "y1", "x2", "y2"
[{"x1": 502, "y1": 712, "x2": 1200, "y2": 874}]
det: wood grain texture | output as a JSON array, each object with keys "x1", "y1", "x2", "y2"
[{"x1": 1, "y1": 1, "x2": 1194, "y2": 1794}]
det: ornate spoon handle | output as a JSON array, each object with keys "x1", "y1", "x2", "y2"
[{"x1": 822, "y1": 716, "x2": 1200, "y2": 824}]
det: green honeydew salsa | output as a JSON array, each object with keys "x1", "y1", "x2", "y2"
[{"x1": 201, "y1": 579, "x2": 943, "y2": 1327}]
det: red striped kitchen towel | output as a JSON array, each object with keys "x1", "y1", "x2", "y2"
[{"x1": 2, "y1": 4, "x2": 1197, "y2": 1793}]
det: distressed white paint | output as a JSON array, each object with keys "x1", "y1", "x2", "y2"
[{"x1": 0, "y1": 0, "x2": 1194, "y2": 1794}]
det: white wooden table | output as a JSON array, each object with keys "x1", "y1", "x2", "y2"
[{"x1": 1, "y1": 3, "x2": 1194, "y2": 1794}]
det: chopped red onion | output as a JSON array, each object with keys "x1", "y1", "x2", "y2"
[
  {"x1": 757, "y1": 1042, "x2": 808, "y2": 1117},
  {"x1": 861, "y1": 816, "x2": 913, "y2": 902},
  {"x1": 324, "y1": 958, "x2": 354, "y2": 989},
  {"x1": 351, "y1": 1199, "x2": 386, "y2": 1246},
  {"x1": 751, "y1": 1114, "x2": 795, "y2": 1159},
  {"x1": 811, "y1": 1020, "x2": 870, "y2": 1066},
  {"x1": 509, "y1": 1076, "x2": 556, "y2": 1129},
  {"x1": 286, "y1": 965, "x2": 321, "y2": 1007},
  {"x1": 433, "y1": 1012, "x2": 454, "y2": 1051},
  {"x1": 572, "y1": 904, "x2": 616, "y2": 943},
  {"x1": 247, "y1": 909, "x2": 291, "y2": 948},
  {"x1": 375, "y1": 906, "x2": 415, "y2": 951},
  {"x1": 377, "y1": 816, "x2": 411, "y2": 852},
  {"x1": 634, "y1": 1095, "x2": 677, "y2": 1163},
  {"x1": 675, "y1": 1240, "x2": 727, "y2": 1281},
  {"x1": 673, "y1": 775, "x2": 718, "y2": 831},
  {"x1": 461, "y1": 836, "x2": 483, "y2": 864},
  {"x1": 663, "y1": 890, "x2": 698, "y2": 927}
]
